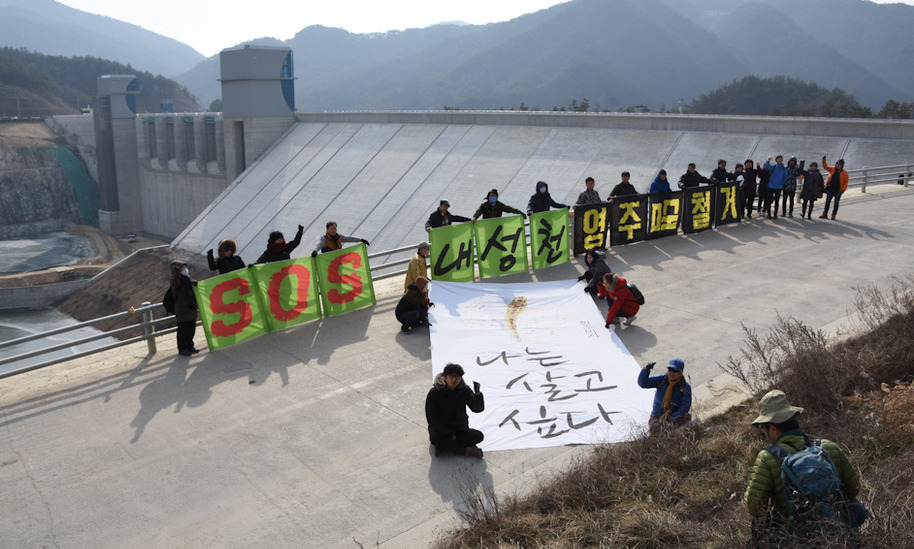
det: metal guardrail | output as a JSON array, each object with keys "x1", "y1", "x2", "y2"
[{"x1": 847, "y1": 163, "x2": 912, "y2": 192}]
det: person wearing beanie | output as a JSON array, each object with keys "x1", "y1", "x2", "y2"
[
  {"x1": 256, "y1": 224, "x2": 304, "y2": 264},
  {"x1": 168, "y1": 260, "x2": 199, "y2": 356},
  {"x1": 745, "y1": 390, "x2": 866, "y2": 545},
  {"x1": 206, "y1": 238, "x2": 245, "y2": 274},
  {"x1": 472, "y1": 189, "x2": 525, "y2": 220},
  {"x1": 820, "y1": 156, "x2": 849, "y2": 220},
  {"x1": 404, "y1": 241, "x2": 430, "y2": 291},
  {"x1": 527, "y1": 180, "x2": 567, "y2": 216},
  {"x1": 396, "y1": 276, "x2": 433, "y2": 332},
  {"x1": 425, "y1": 199, "x2": 471, "y2": 232},
  {"x1": 637, "y1": 358, "x2": 691, "y2": 434},
  {"x1": 312, "y1": 221, "x2": 369, "y2": 256},
  {"x1": 598, "y1": 272, "x2": 640, "y2": 327},
  {"x1": 425, "y1": 363, "x2": 485, "y2": 458},
  {"x1": 648, "y1": 170, "x2": 672, "y2": 194}
]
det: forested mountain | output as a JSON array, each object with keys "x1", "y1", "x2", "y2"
[
  {"x1": 0, "y1": 0, "x2": 204, "y2": 77},
  {"x1": 0, "y1": 48, "x2": 199, "y2": 117}
]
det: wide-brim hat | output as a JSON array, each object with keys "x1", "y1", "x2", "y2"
[{"x1": 752, "y1": 390, "x2": 804, "y2": 425}]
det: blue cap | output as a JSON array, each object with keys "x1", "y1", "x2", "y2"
[{"x1": 668, "y1": 358, "x2": 685, "y2": 372}]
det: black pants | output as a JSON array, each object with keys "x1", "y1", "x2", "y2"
[
  {"x1": 781, "y1": 190, "x2": 795, "y2": 216},
  {"x1": 766, "y1": 189, "x2": 782, "y2": 216},
  {"x1": 176, "y1": 321, "x2": 196, "y2": 351},
  {"x1": 822, "y1": 189, "x2": 843, "y2": 217},
  {"x1": 430, "y1": 428, "x2": 484, "y2": 455},
  {"x1": 801, "y1": 198, "x2": 816, "y2": 217},
  {"x1": 396, "y1": 309, "x2": 426, "y2": 329},
  {"x1": 744, "y1": 193, "x2": 756, "y2": 216}
]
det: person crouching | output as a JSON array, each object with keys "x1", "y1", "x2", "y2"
[
  {"x1": 396, "y1": 276, "x2": 432, "y2": 333},
  {"x1": 598, "y1": 272, "x2": 640, "y2": 327},
  {"x1": 425, "y1": 363, "x2": 485, "y2": 458}
]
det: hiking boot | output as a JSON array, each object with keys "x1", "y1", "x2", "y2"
[
  {"x1": 465, "y1": 446, "x2": 484, "y2": 458},
  {"x1": 831, "y1": 214, "x2": 836, "y2": 220},
  {"x1": 624, "y1": 315, "x2": 637, "y2": 326},
  {"x1": 178, "y1": 349, "x2": 193, "y2": 356},
  {"x1": 819, "y1": 213, "x2": 828, "y2": 219},
  {"x1": 400, "y1": 324, "x2": 411, "y2": 333}
]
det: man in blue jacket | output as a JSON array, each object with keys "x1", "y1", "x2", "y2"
[
  {"x1": 637, "y1": 358, "x2": 692, "y2": 434},
  {"x1": 764, "y1": 155, "x2": 788, "y2": 219}
]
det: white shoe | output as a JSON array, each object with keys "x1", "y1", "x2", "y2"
[{"x1": 623, "y1": 315, "x2": 637, "y2": 326}]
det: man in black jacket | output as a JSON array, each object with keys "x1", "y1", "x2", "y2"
[
  {"x1": 677, "y1": 163, "x2": 711, "y2": 189},
  {"x1": 425, "y1": 200, "x2": 471, "y2": 232},
  {"x1": 425, "y1": 363, "x2": 485, "y2": 458}
]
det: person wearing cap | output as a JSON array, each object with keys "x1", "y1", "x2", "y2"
[
  {"x1": 527, "y1": 180, "x2": 568, "y2": 216},
  {"x1": 312, "y1": 221, "x2": 369, "y2": 256},
  {"x1": 648, "y1": 170, "x2": 672, "y2": 194},
  {"x1": 168, "y1": 260, "x2": 199, "y2": 356},
  {"x1": 820, "y1": 156, "x2": 849, "y2": 220},
  {"x1": 574, "y1": 176, "x2": 602, "y2": 207},
  {"x1": 425, "y1": 200, "x2": 471, "y2": 232},
  {"x1": 637, "y1": 359, "x2": 692, "y2": 434},
  {"x1": 577, "y1": 248, "x2": 612, "y2": 296},
  {"x1": 472, "y1": 189, "x2": 524, "y2": 220},
  {"x1": 396, "y1": 276, "x2": 432, "y2": 333},
  {"x1": 745, "y1": 390, "x2": 861, "y2": 541},
  {"x1": 404, "y1": 241, "x2": 430, "y2": 291},
  {"x1": 425, "y1": 363, "x2": 485, "y2": 458},
  {"x1": 256, "y1": 224, "x2": 304, "y2": 264}
]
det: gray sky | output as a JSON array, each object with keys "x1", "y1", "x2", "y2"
[{"x1": 55, "y1": 0, "x2": 572, "y2": 56}]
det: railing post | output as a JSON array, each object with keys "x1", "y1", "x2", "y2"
[
  {"x1": 140, "y1": 301, "x2": 157, "y2": 355},
  {"x1": 907, "y1": 165, "x2": 912, "y2": 188},
  {"x1": 861, "y1": 167, "x2": 868, "y2": 193}
]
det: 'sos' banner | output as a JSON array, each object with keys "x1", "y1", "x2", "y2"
[{"x1": 428, "y1": 279, "x2": 651, "y2": 451}]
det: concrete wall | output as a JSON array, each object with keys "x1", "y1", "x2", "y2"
[
  {"x1": 0, "y1": 280, "x2": 89, "y2": 310},
  {"x1": 47, "y1": 114, "x2": 98, "y2": 182}
]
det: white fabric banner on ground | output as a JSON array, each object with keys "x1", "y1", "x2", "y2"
[{"x1": 428, "y1": 280, "x2": 652, "y2": 452}]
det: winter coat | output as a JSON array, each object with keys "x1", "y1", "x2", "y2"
[
  {"x1": 744, "y1": 431, "x2": 860, "y2": 518},
  {"x1": 473, "y1": 200, "x2": 523, "y2": 220},
  {"x1": 597, "y1": 275, "x2": 640, "y2": 321},
  {"x1": 425, "y1": 209, "x2": 471, "y2": 230},
  {"x1": 609, "y1": 181, "x2": 638, "y2": 198},
  {"x1": 425, "y1": 374, "x2": 485, "y2": 438},
  {"x1": 169, "y1": 261, "x2": 198, "y2": 323},
  {"x1": 649, "y1": 172, "x2": 672, "y2": 194},
  {"x1": 404, "y1": 252, "x2": 428, "y2": 291},
  {"x1": 256, "y1": 225, "x2": 304, "y2": 264},
  {"x1": 583, "y1": 252, "x2": 612, "y2": 294},
  {"x1": 784, "y1": 158, "x2": 799, "y2": 193},
  {"x1": 637, "y1": 368, "x2": 691, "y2": 421},
  {"x1": 822, "y1": 159, "x2": 849, "y2": 192},
  {"x1": 314, "y1": 233, "x2": 363, "y2": 254},
  {"x1": 527, "y1": 182, "x2": 567, "y2": 215},
  {"x1": 395, "y1": 282, "x2": 429, "y2": 321},
  {"x1": 575, "y1": 188, "x2": 602, "y2": 205},
  {"x1": 207, "y1": 239, "x2": 246, "y2": 274},
  {"x1": 800, "y1": 169, "x2": 825, "y2": 200},
  {"x1": 742, "y1": 166, "x2": 759, "y2": 196},
  {"x1": 764, "y1": 160, "x2": 787, "y2": 190},
  {"x1": 711, "y1": 167, "x2": 734, "y2": 183},
  {"x1": 678, "y1": 170, "x2": 710, "y2": 189}
]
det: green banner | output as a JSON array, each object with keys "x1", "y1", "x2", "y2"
[
  {"x1": 249, "y1": 257, "x2": 322, "y2": 331},
  {"x1": 195, "y1": 268, "x2": 269, "y2": 350},
  {"x1": 529, "y1": 208, "x2": 570, "y2": 269},
  {"x1": 316, "y1": 243, "x2": 376, "y2": 317},
  {"x1": 473, "y1": 215, "x2": 528, "y2": 278},
  {"x1": 429, "y1": 222, "x2": 475, "y2": 282}
]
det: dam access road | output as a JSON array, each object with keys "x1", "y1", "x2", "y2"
[{"x1": 0, "y1": 183, "x2": 912, "y2": 548}]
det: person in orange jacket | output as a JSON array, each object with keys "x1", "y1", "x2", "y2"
[
  {"x1": 597, "y1": 272, "x2": 640, "y2": 328},
  {"x1": 820, "y1": 156, "x2": 849, "y2": 220}
]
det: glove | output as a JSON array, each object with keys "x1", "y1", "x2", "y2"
[
  {"x1": 311, "y1": 251, "x2": 318, "y2": 258},
  {"x1": 645, "y1": 362, "x2": 656, "y2": 371},
  {"x1": 577, "y1": 274, "x2": 586, "y2": 282},
  {"x1": 361, "y1": 239, "x2": 370, "y2": 245},
  {"x1": 298, "y1": 224, "x2": 304, "y2": 231},
  {"x1": 207, "y1": 249, "x2": 214, "y2": 257},
  {"x1": 473, "y1": 381, "x2": 481, "y2": 394},
  {"x1": 521, "y1": 213, "x2": 527, "y2": 219}
]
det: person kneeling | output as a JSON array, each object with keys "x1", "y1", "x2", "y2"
[
  {"x1": 396, "y1": 276, "x2": 432, "y2": 333},
  {"x1": 598, "y1": 273, "x2": 640, "y2": 327},
  {"x1": 637, "y1": 359, "x2": 692, "y2": 435},
  {"x1": 425, "y1": 364, "x2": 485, "y2": 458}
]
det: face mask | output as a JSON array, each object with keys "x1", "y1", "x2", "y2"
[
  {"x1": 180, "y1": 267, "x2": 189, "y2": 277},
  {"x1": 538, "y1": 186, "x2": 546, "y2": 193},
  {"x1": 488, "y1": 196, "x2": 497, "y2": 204}
]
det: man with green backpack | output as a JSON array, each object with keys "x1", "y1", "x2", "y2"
[{"x1": 745, "y1": 390, "x2": 870, "y2": 547}]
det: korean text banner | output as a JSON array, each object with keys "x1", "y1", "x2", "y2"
[
  {"x1": 316, "y1": 243, "x2": 376, "y2": 317},
  {"x1": 610, "y1": 195, "x2": 648, "y2": 246},
  {"x1": 572, "y1": 202, "x2": 609, "y2": 255},
  {"x1": 249, "y1": 257, "x2": 321, "y2": 331},
  {"x1": 648, "y1": 192, "x2": 682, "y2": 238},
  {"x1": 428, "y1": 280, "x2": 652, "y2": 451},
  {"x1": 473, "y1": 216, "x2": 528, "y2": 278},
  {"x1": 681, "y1": 187, "x2": 713, "y2": 234},
  {"x1": 529, "y1": 208, "x2": 569, "y2": 270},
  {"x1": 715, "y1": 181, "x2": 741, "y2": 226},
  {"x1": 430, "y1": 222, "x2": 474, "y2": 282},
  {"x1": 195, "y1": 269, "x2": 269, "y2": 350}
]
